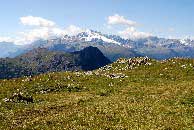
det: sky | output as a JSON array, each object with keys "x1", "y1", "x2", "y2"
[{"x1": 0, "y1": 0, "x2": 194, "y2": 44}]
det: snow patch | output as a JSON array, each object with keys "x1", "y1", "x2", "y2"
[{"x1": 80, "y1": 30, "x2": 121, "y2": 45}]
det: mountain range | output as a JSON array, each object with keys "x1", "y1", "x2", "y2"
[
  {"x1": 1, "y1": 30, "x2": 194, "y2": 61},
  {"x1": 0, "y1": 46, "x2": 111, "y2": 79}
]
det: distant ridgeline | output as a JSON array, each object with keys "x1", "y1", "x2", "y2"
[
  {"x1": 0, "y1": 46, "x2": 111, "y2": 79},
  {"x1": 1, "y1": 30, "x2": 194, "y2": 61}
]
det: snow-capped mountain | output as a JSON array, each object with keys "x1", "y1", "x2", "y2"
[
  {"x1": 77, "y1": 30, "x2": 122, "y2": 45},
  {"x1": 179, "y1": 38, "x2": 194, "y2": 46},
  {"x1": 41, "y1": 29, "x2": 194, "y2": 50},
  {"x1": 44, "y1": 29, "x2": 138, "y2": 50},
  {"x1": 1, "y1": 29, "x2": 194, "y2": 60},
  {"x1": 41, "y1": 30, "x2": 141, "y2": 61},
  {"x1": 36, "y1": 30, "x2": 121, "y2": 49}
]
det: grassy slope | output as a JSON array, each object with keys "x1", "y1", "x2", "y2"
[{"x1": 0, "y1": 58, "x2": 194, "y2": 129}]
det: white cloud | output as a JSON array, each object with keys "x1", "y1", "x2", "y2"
[
  {"x1": 168, "y1": 27, "x2": 175, "y2": 32},
  {"x1": 0, "y1": 16, "x2": 85, "y2": 45},
  {"x1": 107, "y1": 14, "x2": 137, "y2": 26},
  {"x1": 20, "y1": 16, "x2": 56, "y2": 27},
  {"x1": 0, "y1": 15, "x2": 152, "y2": 44},
  {"x1": 107, "y1": 14, "x2": 152, "y2": 39},
  {"x1": 16, "y1": 27, "x2": 51, "y2": 44},
  {"x1": 0, "y1": 37, "x2": 14, "y2": 43},
  {"x1": 14, "y1": 25, "x2": 84, "y2": 44},
  {"x1": 118, "y1": 27, "x2": 152, "y2": 39},
  {"x1": 62, "y1": 25, "x2": 84, "y2": 36}
]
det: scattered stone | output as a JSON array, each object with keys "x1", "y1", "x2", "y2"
[
  {"x1": 181, "y1": 65, "x2": 187, "y2": 69},
  {"x1": 84, "y1": 71, "x2": 93, "y2": 76},
  {"x1": 74, "y1": 72, "x2": 83, "y2": 77},
  {"x1": 108, "y1": 82, "x2": 113, "y2": 87},
  {"x1": 116, "y1": 58, "x2": 128, "y2": 64},
  {"x1": 3, "y1": 92, "x2": 33, "y2": 103},
  {"x1": 2, "y1": 98, "x2": 10, "y2": 102},
  {"x1": 67, "y1": 76, "x2": 71, "y2": 80},
  {"x1": 127, "y1": 56, "x2": 151, "y2": 69},
  {"x1": 145, "y1": 62, "x2": 152, "y2": 66},
  {"x1": 107, "y1": 73, "x2": 126, "y2": 79}
]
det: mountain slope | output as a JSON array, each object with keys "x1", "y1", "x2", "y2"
[
  {"x1": 0, "y1": 46, "x2": 111, "y2": 79},
  {"x1": 0, "y1": 42, "x2": 25, "y2": 58},
  {"x1": 72, "y1": 46, "x2": 112, "y2": 70},
  {"x1": 46, "y1": 41, "x2": 142, "y2": 61},
  {"x1": 34, "y1": 30, "x2": 194, "y2": 60},
  {"x1": 1, "y1": 57, "x2": 194, "y2": 129}
]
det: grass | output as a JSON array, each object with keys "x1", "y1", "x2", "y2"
[{"x1": 0, "y1": 57, "x2": 194, "y2": 129}]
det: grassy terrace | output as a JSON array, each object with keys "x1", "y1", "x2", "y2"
[{"x1": 0, "y1": 57, "x2": 194, "y2": 129}]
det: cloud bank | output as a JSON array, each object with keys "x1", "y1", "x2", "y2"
[
  {"x1": 20, "y1": 16, "x2": 56, "y2": 27},
  {"x1": 17, "y1": 25, "x2": 83, "y2": 44},
  {"x1": 118, "y1": 27, "x2": 152, "y2": 39},
  {"x1": 0, "y1": 37, "x2": 14, "y2": 43},
  {"x1": 108, "y1": 14, "x2": 137, "y2": 27},
  {"x1": 0, "y1": 16, "x2": 84, "y2": 44},
  {"x1": 107, "y1": 14, "x2": 151, "y2": 39},
  {"x1": 0, "y1": 14, "x2": 152, "y2": 44}
]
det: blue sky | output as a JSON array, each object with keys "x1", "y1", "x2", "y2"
[{"x1": 0, "y1": 0, "x2": 194, "y2": 43}]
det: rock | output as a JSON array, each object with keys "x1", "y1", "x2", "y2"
[
  {"x1": 107, "y1": 73, "x2": 126, "y2": 79},
  {"x1": 181, "y1": 65, "x2": 187, "y2": 69},
  {"x1": 127, "y1": 57, "x2": 151, "y2": 69},
  {"x1": 84, "y1": 71, "x2": 93, "y2": 76},
  {"x1": 2, "y1": 98, "x2": 10, "y2": 102},
  {"x1": 94, "y1": 71, "x2": 100, "y2": 75},
  {"x1": 116, "y1": 58, "x2": 128, "y2": 64},
  {"x1": 108, "y1": 82, "x2": 113, "y2": 87},
  {"x1": 3, "y1": 92, "x2": 33, "y2": 103}
]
